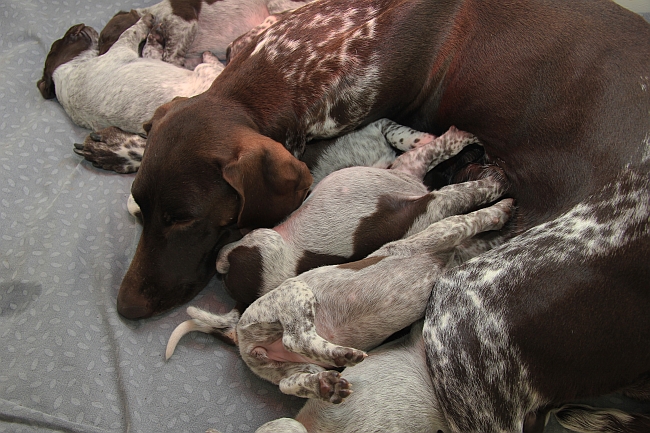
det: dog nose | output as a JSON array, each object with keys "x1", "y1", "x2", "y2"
[{"x1": 116, "y1": 290, "x2": 152, "y2": 319}]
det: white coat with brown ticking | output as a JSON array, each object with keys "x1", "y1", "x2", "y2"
[
  {"x1": 167, "y1": 198, "x2": 514, "y2": 403},
  {"x1": 214, "y1": 126, "x2": 504, "y2": 307}
]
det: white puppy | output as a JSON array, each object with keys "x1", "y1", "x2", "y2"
[{"x1": 37, "y1": 15, "x2": 223, "y2": 172}]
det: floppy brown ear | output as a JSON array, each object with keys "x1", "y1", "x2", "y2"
[
  {"x1": 223, "y1": 137, "x2": 312, "y2": 229},
  {"x1": 37, "y1": 77, "x2": 56, "y2": 99}
]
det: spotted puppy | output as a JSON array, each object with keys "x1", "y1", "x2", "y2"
[
  {"x1": 168, "y1": 198, "x2": 514, "y2": 403},
  {"x1": 37, "y1": 15, "x2": 224, "y2": 173},
  {"x1": 215, "y1": 125, "x2": 500, "y2": 307}
]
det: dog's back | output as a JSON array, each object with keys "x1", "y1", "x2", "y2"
[{"x1": 55, "y1": 50, "x2": 222, "y2": 133}]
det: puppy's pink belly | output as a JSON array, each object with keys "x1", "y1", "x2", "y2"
[{"x1": 257, "y1": 339, "x2": 336, "y2": 369}]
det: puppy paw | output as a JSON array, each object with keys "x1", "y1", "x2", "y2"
[
  {"x1": 142, "y1": 23, "x2": 165, "y2": 60},
  {"x1": 491, "y1": 198, "x2": 516, "y2": 224},
  {"x1": 330, "y1": 346, "x2": 367, "y2": 367},
  {"x1": 74, "y1": 126, "x2": 146, "y2": 174},
  {"x1": 317, "y1": 370, "x2": 352, "y2": 404}
]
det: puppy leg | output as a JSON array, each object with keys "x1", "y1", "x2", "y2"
[
  {"x1": 279, "y1": 367, "x2": 352, "y2": 403},
  {"x1": 109, "y1": 13, "x2": 155, "y2": 55},
  {"x1": 277, "y1": 281, "x2": 367, "y2": 367},
  {"x1": 159, "y1": 16, "x2": 197, "y2": 68},
  {"x1": 376, "y1": 199, "x2": 514, "y2": 258},
  {"x1": 407, "y1": 167, "x2": 510, "y2": 236},
  {"x1": 375, "y1": 118, "x2": 438, "y2": 152},
  {"x1": 74, "y1": 127, "x2": 146, "y2": 173},
  {"x1": 239, "y1": 280, "x2": 367, "y2": 368},
  {"x1": 389, "y1": 126, "x2": 479, "y2": 179},
  {"x1": 141, "y1": 22, "x2": 165, "y2": 60}
]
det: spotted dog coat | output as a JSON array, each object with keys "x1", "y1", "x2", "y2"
[
  {"x1": 215, "y1": 125, "x2": 504, "y2": 306},
  {"x1": 38, "y1": 15, "x2": 224, "y2": 173},
  {"x1": 424, "y1": 168, "x2": 650, "y2": 433},
  {"x1": 167, "y1": 198, "x2": 514, "y2": 403},
  {"x1": 118, "y1": 4, "x2": 650, "y2": 427}
]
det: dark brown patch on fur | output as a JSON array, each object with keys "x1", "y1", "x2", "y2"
[
  {"x1": 223, "y1": 245, "x2": 264, "y2": 306},
  {"x1": 352, "y1": 194, "x2": 434, "y2": 259},
  {"x1": 295, "y1": 251, "x2": 347, "y2": 275},
  {"x1": 169, "y1": 0, "x2": 221, "y2": 22},
  {"x1": 337, "y1": 255, "x2": 386, "y2": 271}
]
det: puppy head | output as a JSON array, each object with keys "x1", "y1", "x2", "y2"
[
  {"x1": 98, "y1": 9, "x2": 140, "y2": 55},
  {"x1": 216, "y1": 229, "x2": 292, "y2": 305},
  {"x1": 116, "y1": 95, "x2": 312, "y2": 319},
  {"x1": 37, "y1": 24, "x2": 98, "y2": 99}
]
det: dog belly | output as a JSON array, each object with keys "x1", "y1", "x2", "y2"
[{"x1": 257, "y1": 338, "x2": 338, "y2": 369}]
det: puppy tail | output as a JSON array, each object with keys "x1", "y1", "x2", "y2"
[
  {"x1": 552, "y1": 404, "x2": 650, "y2": 433},
  {"x1": 165, "y1": 307, "x2": 240, "y2": 360}
]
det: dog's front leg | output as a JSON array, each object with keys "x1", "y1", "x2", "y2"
[
  {"x1": 74, "y1": 127, "x2": 146, "y2": 174},
  {"x1": 375, "y1": 118, "x2": 438, "y2": 152},
  {"x1": 279, "y1": 365, "x2": 352, "y2": 404},
  {"x1": 377, "y1": 199, "x2": 514, "y2": 259},
  {"x1": 389, "y1": 126, "x2": 479, "y2": 179}
]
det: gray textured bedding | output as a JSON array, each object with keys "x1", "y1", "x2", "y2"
[{"x1": 0, "y1": 1, "x2": 648, "y2": 432}]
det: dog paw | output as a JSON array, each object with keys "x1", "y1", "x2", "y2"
[
  {"x1": 492, "y1": 198, "x2": 516, "y2": 223},
  {"x1": 142, "y1": 23, "x2": 165, "y2": 60},
  {"x1": 330, "y1": 346, "x2": 367, "y2": 367},
  {"x1": 317, "y1": 370, "x2": 352, "y2": 404},
  {"x1": 442, "y1": 125, "x2": 479, "y2": 145},
  {"x1": 74, "y1": 126, "x2": 146, "y2": 174},
  {"x1": 201, "y1": 51, "x2": 220, "y2": 64}
]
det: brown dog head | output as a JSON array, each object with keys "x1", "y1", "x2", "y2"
[
  {"x1": 117, "y1": 96, "x2": 313, "y2": 319},
  {"x1": 37, "y1": 24, "x2": 98, "y2": 99},
  {"x1": 98, "y1": 10, "x2": 141, "y2": 55}
]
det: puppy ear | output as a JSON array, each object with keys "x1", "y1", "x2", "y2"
[
  {"x1": 37, "y1": 77, "x2": 56, "y2": 99},
  {"x1": 223, "y1": 136, "x2": 312, "y2": 229}
]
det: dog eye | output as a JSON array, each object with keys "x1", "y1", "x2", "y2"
[{"x1": 162, "y1": 212, "x2": 194, "y2": 227}]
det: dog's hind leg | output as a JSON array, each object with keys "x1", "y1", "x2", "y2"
[
  {"x1": 405, "y1": 167, "x2": 510, "y2": 236},
  {"x1": 74, "y1": 127, "x2": 146, "y2": 174},
  {"x1": 376, "y1": 198, "x2": 514, "y2": 259},
  {"x1": 389, "y1": 126, "x2": 480, "y2": 179},
  {"x1": 239, "y1": 280, "x2": 367, "y2": 368},
  {"x1": 279, "y1": 367, "x2": 353, "y2": 403}
]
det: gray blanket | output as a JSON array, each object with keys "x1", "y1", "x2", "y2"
[{"x1": 0, "y1": 1, "x2": 648, "y2": 432}]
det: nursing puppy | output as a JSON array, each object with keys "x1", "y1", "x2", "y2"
[
  {"x1": 167, "y1": 198, "x2": 514, "y2": 403},
  {"x1": 37, "y1": 15, "x2": 224, "y2": 173},
  {"x1": 215, "y1": 125, "x2": 500, "y2": 307},
  {"x1": 98, "y1": 0, "x2": 314, "y2": 68}
]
